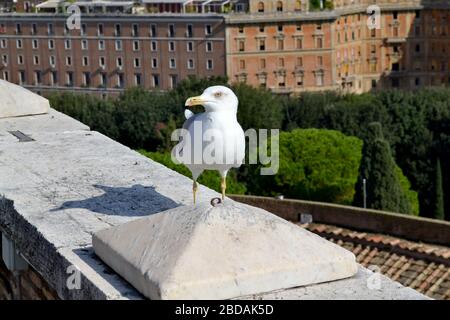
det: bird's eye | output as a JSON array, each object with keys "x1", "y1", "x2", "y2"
[{"x1": 214, "y1": 92, "x2": 223, "y2": 98}]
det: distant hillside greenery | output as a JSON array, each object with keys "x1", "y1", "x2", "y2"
[{"x1": 47, "y1": 76, "x2": 449, "y2": 220}]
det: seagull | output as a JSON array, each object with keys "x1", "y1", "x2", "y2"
[{"x1": 173, "y1": 86, "x2": 245, "y2": 204}]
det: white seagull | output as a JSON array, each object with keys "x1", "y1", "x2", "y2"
[{"x1": 173, "y1": 86, "x2": 245, "y2": 204}]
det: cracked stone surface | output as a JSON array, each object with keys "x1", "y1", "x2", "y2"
[{"x1": 0, "y1": 109, "x2": 429, "y2": 300}]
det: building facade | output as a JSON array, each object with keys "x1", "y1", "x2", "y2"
[
  {"x1": 0, "y1": 0, "x2": 450, "y2": 95},
  {"x1": 0, "y1": 13, "x2": 226, "y2": 95},
  {"x1": 226, "y1": 0, "x2": 450, "y2": 93}
]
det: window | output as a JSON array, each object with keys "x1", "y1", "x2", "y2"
[
  {"x1": 115, "y1": 40, "x2": 122, "y2": 51},
  {"x1": 81, "y1": 40, "x2": 88, "y2": 50},
  {"x1": 31, "y1": 23, "x2": 37, "y2": 35},
  {"x1": 169, "y1": 41, "x2": 175, "y2": 52},
  {"x1": 276, "y1": 1, "x2": 283, "y2": 12},
  {"x1": 34, "y1": 71, "x2": 41, "y2": 85},
  {"x1": 1, "y1": 54, "x2": 7, "y2": 65},
  {"x1": 277, "y1": 24, "x2": 283, "y2": 32},
  {"x1": 259, "y1": 25, "x2": 265, "y2": 33},
  {"x1": 415, "y1": 77, "x2": 420, "y2": 86},
  {"x1": 296, "y1": 38, "x2": 302, "y2": 49},
  {"x1": 3, "y1": 71, "x2": 9, "y2": 81},
  {"x1": 260, "y1": 59, "x2": 266, "y2": 69},
  {"x1": 169, "y1": 58, "x2": 176, "y2": 69},
  {"x1": 295, "y1": 0, "x2": 302, "y2": 11},
  {"x1": 133, "y1": 41, "x2": 140, "y2": 51},
  {"x1": 238, "y1": 25, "x2": 244, "y2": 33},
  {"x1": 32, "y1": 39, "x2": 38, "y2": 49},
  {"x1": 99, "y1": 57, "x2": 105, "y2": 68},
  {"x1": 66, "y1": 56, "x2": 72, "y2": 66},
  {"x1": 16, "y1": 39, "x2": 23, "y2": 49},
  {"x1": 49, "y1": 56, "x2": 56, "y2": 67},
  {"x1": 186, "y1": 24, "x2": 193, "y2": 37},
  {"x1": 18, "y1": 71, "x2": 25, "y2": 85},
  {"x1": 16, "y1": 23, "x2": 21, "y2": 34},
  {"x1": 97, "y1": 24, "x2": 104, "y2": 36},
  {"x1": 170, "y1": 75, "x2": 177, "y2": 89},
  {"x1": 100, "y1": 73, "x2": 107, "y2": 87},
  {"x1": 168, "y1": 24, "x2": 175, "y2": 37},
  {"x1": 317, "y1": 56, "x2": 323, "y2": 66},
  {"x1": 206, "y1": 59, "x2": 213, "y2": 70},
  {"x1": 278, "y1": 58, "x2": 284, "y2": 67},
  {"x1": 98, "y1": 40, "x2": 105, "y2": 50},
  {"x1": 393, "y1": 12, "x2": 398, "y2": 20},
  {"x1": 151, "y1": 41, "x2": 157, "y2": 51},
  {"x1": 239, "y1": 59, "x2": 246, "y2": 70},
  {"x1": 132, "y1": 24, "x2": 139, "y2": 37},
  {"x1": 135, "y1": 74, "x2": 141, "y2": 86},
  {"x1": 257, "y1": 2, "x2": 264, "y2": 13},
  {"x1": 206, "y1": 41, "x2": 213, "y2": 52},
  {"x1": 17, "y1": 55, "x2": 23, "y2": 64},
  {"x1": 371, "y1": 29, "x2": 376, "y2": 37},
  {"x1": 33, "y1": 55, "x2": 39, "y2": 65},
  {"x1": 81, "y1": 24, "x2": 87, "y2": 36},
  {"x1": 82, "y1": 72, "x2": 90, "y2": 86},
  {"x1": 134, "y1": 58, "x2": 140, "y2": 68},
  {"x1": 187, "y1": 59, "x2": 194, "y2": 69},
  {"x1": 296, "y1": 23, "x2": 302, "y2": 31},
  {"x1": 316, "y1": 24, "x2": 322, "y2": 30},
  {"x1": 187, "y1": 41, "x2": 194, "y2": 52},
  {"x1": 115, "y1": 24, "x2": 121, "y2": 36},
  {"x1": 50, "y1": 71, "x2": 57, "y2": 85},
  {"x1": 117, "y1": 73, "x2": 124, "y2": 88},
  {"x1": 316, "y1": 37, "x2": 323, "y2": 48},
  {"x1": 152, "y1": 74, "x2": 159, "y2": 88},
  {"x1": 205, "y1": 24, "x2": 212, "y2": 35},
  {"x1": 152, "y1": 58, "x2": 158, "y2": 68},
  {"x1": 116, "y1": 57, "x2": 123, "y2": 68},
  {"x1": 371, "y1": 79, "x2": 377, "y2": 89},
  {"x1": 48, "y1": 39, "x2": 54, "y2": 49},
  {"x1": 258, "y1": 39, "x2": 265, "y2": 51},
  {"x1": 82, "y1": 56, "x2": 89, "y2": 66},
  {"x1": 0, "y1": 39, "x2": 7, "y2": 49},
  {"x1": 65, "y1": 39, "x2": 71, "y2": 49},
  {"x1": 150, "y1": 24, "x2": 157, "y2": 37},
  {"x1": 316, "y1": 73, "x2": 324, "y2": 86},
  {"x1": 239, "y1": 40, "x2": 245, "y2": 52},
  {"x1": 47, "y1": 23, "x2": 54, "y2": 35},
  {"x1": 278, "y1": 39, "x2": 284, "y2": 50},
  {"x1": 66, "y1": 72, "x2": 73, "y2": 86}
]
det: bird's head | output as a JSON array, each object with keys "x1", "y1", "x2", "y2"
[{"x1": 185, "y1": 86, "x2": 238, "y2": 113}]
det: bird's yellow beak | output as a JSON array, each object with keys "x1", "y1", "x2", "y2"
[{"x1": 185, "y1": 96, "x2": 205, "y2": 107}]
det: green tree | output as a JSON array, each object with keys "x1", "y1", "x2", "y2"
[
  {"x1": 433, "y1": 158, "x2": 445, "y2": 220},
  {"x1": 245, "y1": 129, "x2": 363, "y2": 204},
  {"x1": 231, "y1": 82, "x2": 284, "y2": 130},
  {"x1": 353, "y1": 122, "x2": 411, "y2": 214}
]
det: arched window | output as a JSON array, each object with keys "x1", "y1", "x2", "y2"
[
  {"x1": 276, "y1": 1, "x2": 283, "y2": 12},
  {"x1": 295, "y1": 0, "x2": 302, "y2": 11},
  {"x1": 258, "y1": 1, "x2": 264, "y2": 13}
]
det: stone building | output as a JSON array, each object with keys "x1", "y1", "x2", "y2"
[
  {"x1": 0, "y1": 11, "x2": 226, "y2": 95},
  {"x1": 225, "y1": 0, "x2": 450, "y2": 94},
  {"x1": 0, "y1": 0, "x2": 450, "y2": 95}
]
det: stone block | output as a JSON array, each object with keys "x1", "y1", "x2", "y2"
[
  {"x1": 93, "y1": 201, "x2": 358, "y2": 300},
  {"x1": 0, "y1": 79, "x2": 49, "y2": 118}
]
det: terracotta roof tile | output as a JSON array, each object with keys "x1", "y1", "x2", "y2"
[{"x1": 297, "y1": 222, "x2": 450, "y2": 300}]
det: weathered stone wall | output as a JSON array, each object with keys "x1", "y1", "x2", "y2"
[{"x1": 0, "y1": 236, "x2": 58, "y2": 300}]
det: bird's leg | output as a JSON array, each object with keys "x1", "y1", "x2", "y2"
[
  {"x1": 221, "y1": 176, "x2": 226, "y2": 200},
  {"x1": 193, "y1": 180, "x2": 198, "y2": 204}
]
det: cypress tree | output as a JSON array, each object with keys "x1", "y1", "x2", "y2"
[
  {"x1": 433, "y1": 158, "x2": 445, "y2": 220},
  {"x1": 353, "y1": 122, "x2": 411, "y2": 214}
]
